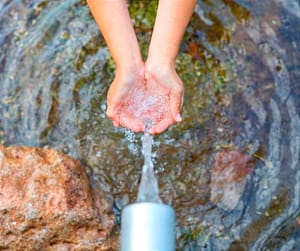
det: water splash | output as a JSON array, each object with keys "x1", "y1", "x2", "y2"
[{"x1": 137, "y1": 121, "x2": 162, "y2": 203}]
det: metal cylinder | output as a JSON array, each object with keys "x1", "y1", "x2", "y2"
[{"x1": 121, "y1": 202, "x2": 176, "y2": 251}]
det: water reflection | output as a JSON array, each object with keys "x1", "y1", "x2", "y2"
[{"x1": 0, "y1": 0, "x2": 299, "y2": 250}]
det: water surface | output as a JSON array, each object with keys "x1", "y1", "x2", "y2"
[{"x1": 0, "y1": 0, "x2": 299, "y2": 250}]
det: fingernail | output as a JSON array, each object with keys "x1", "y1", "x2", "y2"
[
  {"x1": 149, "y1": 128, "x2": 155, "y2": 134},
  {"x1": 113, "y1": 120, "x2": 119, "y2": 127},
  {"x1": 175, "y1": 114, "x2": 182, "y2": 122}
]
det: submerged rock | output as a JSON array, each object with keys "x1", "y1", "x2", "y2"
[
  {"x1": 0, "y1": 145, "x2": 116, "y2": 250},
  {"x1": 210, "y1": 150, "x2": 254, "y2": 211}
]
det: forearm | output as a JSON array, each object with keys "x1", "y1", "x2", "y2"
[
  {"x1": 147, "y1": 0, "x2": 197, "y2": 67},
  {"x1": 87, "y1": 0, "x2": 142, "y2": 73}
]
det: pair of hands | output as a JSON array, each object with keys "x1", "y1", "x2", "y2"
[
  {"x1": 86, "y1": 0, "x2": 196, "y2": 134},
  {"x1": 106, "y1": 62, "x2": 184, "y2": 134}
]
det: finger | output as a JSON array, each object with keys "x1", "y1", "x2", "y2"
[
  {"x1": 106, "y1": 105, "x2": 122, "y2": 128},
  {"x1": 170, "y1": 86, "x2": 184, "y2": 122},
  {"x1": 120, "y1": 115, "x2": 144, "y2": 133},
  {"x1": 106, "y1": 81, "x2": 126, "y2": 119},
  {"x1": 149, "y1": 117, "x2": 173, "y2": 134},
  {"x1": 112, "y1": 119, "x2": 120, "y2": 127},
  {"x1": 106, "y1": 105, "x2": 120, "y2": 128},
  {"x1": 106, "y1": 106, "x2": 117, "y2": 119}
]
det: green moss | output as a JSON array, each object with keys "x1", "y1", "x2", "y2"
[
  {"x1": 40, "y1": 80, "x2": 59, "y2": 142},
  {"x1": 73, "y1": 71, "x2": 97, "y2": 99},
  {"x1": 74, "y1": 35, "x2": 106, "y2": 71},
  {"x1": 129, "y1": 0, "x2": 158, "y2": 60},
  {"x1": 222, "y1": 0, "x2": 251, "y2": 23},
  {"x1": 177, "y1": 224, "x2": 211, "y2": 250},
  {"x1": 129, "y1": 0, "x2": 158, "y2": 29}
]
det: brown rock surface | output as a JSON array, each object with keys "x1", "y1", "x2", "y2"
[
  {"x1": 210, "y1": 150, "x2": 254, "y2": 211},
  {"x1": 0, "y1": 145, "x2": 116, "y2": 250}
]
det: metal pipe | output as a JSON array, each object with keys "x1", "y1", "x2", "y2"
[{"x1": 121, "y1": 202, "x2": 176, "y2": 251}]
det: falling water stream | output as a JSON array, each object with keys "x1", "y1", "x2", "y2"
[
  {"x1": 1, "y1": 0, "x2": 300, "y2": 250},
  {"x1": 137, "y1": 122, "x2": 161, "y2": 203}
]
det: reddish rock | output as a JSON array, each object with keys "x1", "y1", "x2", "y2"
[
  {"x1": 210, "y1": 150, "x2": 254, "y2": 211},
  {"x1": 0, "y1": 145, "x2": 116, "y2": 250}
]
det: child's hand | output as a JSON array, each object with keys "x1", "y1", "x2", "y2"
[
  {"x1": 106, "y1": 62, "x2": 183, "y2": 134},
  {"x1": 106, "y1": 63, "x2": 146, "y2": 132},
  {"x1": 145, "y1": 62, "x2": 183, "y2": 134}
]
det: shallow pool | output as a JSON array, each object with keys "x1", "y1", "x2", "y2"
[{"x1": 0, "y1": 0, "x2": 299, "y2": 250}]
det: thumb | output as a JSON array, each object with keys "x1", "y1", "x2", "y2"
[
  {"x1": 106, "y1": 105, "x2": 120, "y2": 127},
  {"x1": 170, "y1": 86, "x2": 183, "y2": 122},
  {"x1": 106, "y1": 83, "x2": 123, "y2": 123}
]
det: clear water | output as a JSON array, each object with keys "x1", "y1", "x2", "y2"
[
  {"x1": 137, "y1": 122, "x2": 162, "y2": 203},
  {"x1": 0, "y1": 0, "x2": 300, "y2": 250}
]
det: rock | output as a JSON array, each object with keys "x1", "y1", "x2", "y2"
[
  {"x1": 0, "y1": 145, "x2": 116, "y2": 250},
  {"x1": 210, "y1": 150, "x2": 254, "y2": 211}
]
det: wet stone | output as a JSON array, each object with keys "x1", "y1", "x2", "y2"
[
  {"x1": 0, "y1": 145, "x2": 116, "y2": 250},
  {"x1": 210, "y1": 150, "x2": 254, "y2": 211}
]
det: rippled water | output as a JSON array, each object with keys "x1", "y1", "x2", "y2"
[{"x1": 0, "y1": 0, "x2": 299, "y2": 250}]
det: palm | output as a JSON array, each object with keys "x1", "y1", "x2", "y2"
[
  {"x1": 106, "y1": 65, "x2": 183, "y2": 134},
  {"x1": 145, "y1": 65, "x2": 184, "y2": 134}
]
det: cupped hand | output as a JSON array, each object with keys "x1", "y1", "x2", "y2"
[
  {"x1": 106, "y1": 63, "x2": 146, "y2": 132},
  {"x1": 106, "y1": 62, "x2": 184, "y2": 134},
  {"x1": 144, "y1": 61, "x2": 184, "y2": 134}
]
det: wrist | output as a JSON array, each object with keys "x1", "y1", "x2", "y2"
[
  {"x1": 116, "y1": 56, "x2": 144, "y2": 77},
  {"x1": 114, "y1": 59, "x2": 144, "y2": 88},
  {"x1": 146, "y1": 51, "x2": 176, "y2": 68},
  {"x1": 145, "y1": 57, "x2": 176, "y2": 79},
  {"x1": 145, "y1": 56, "x2": 175, "y2": 73}
]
